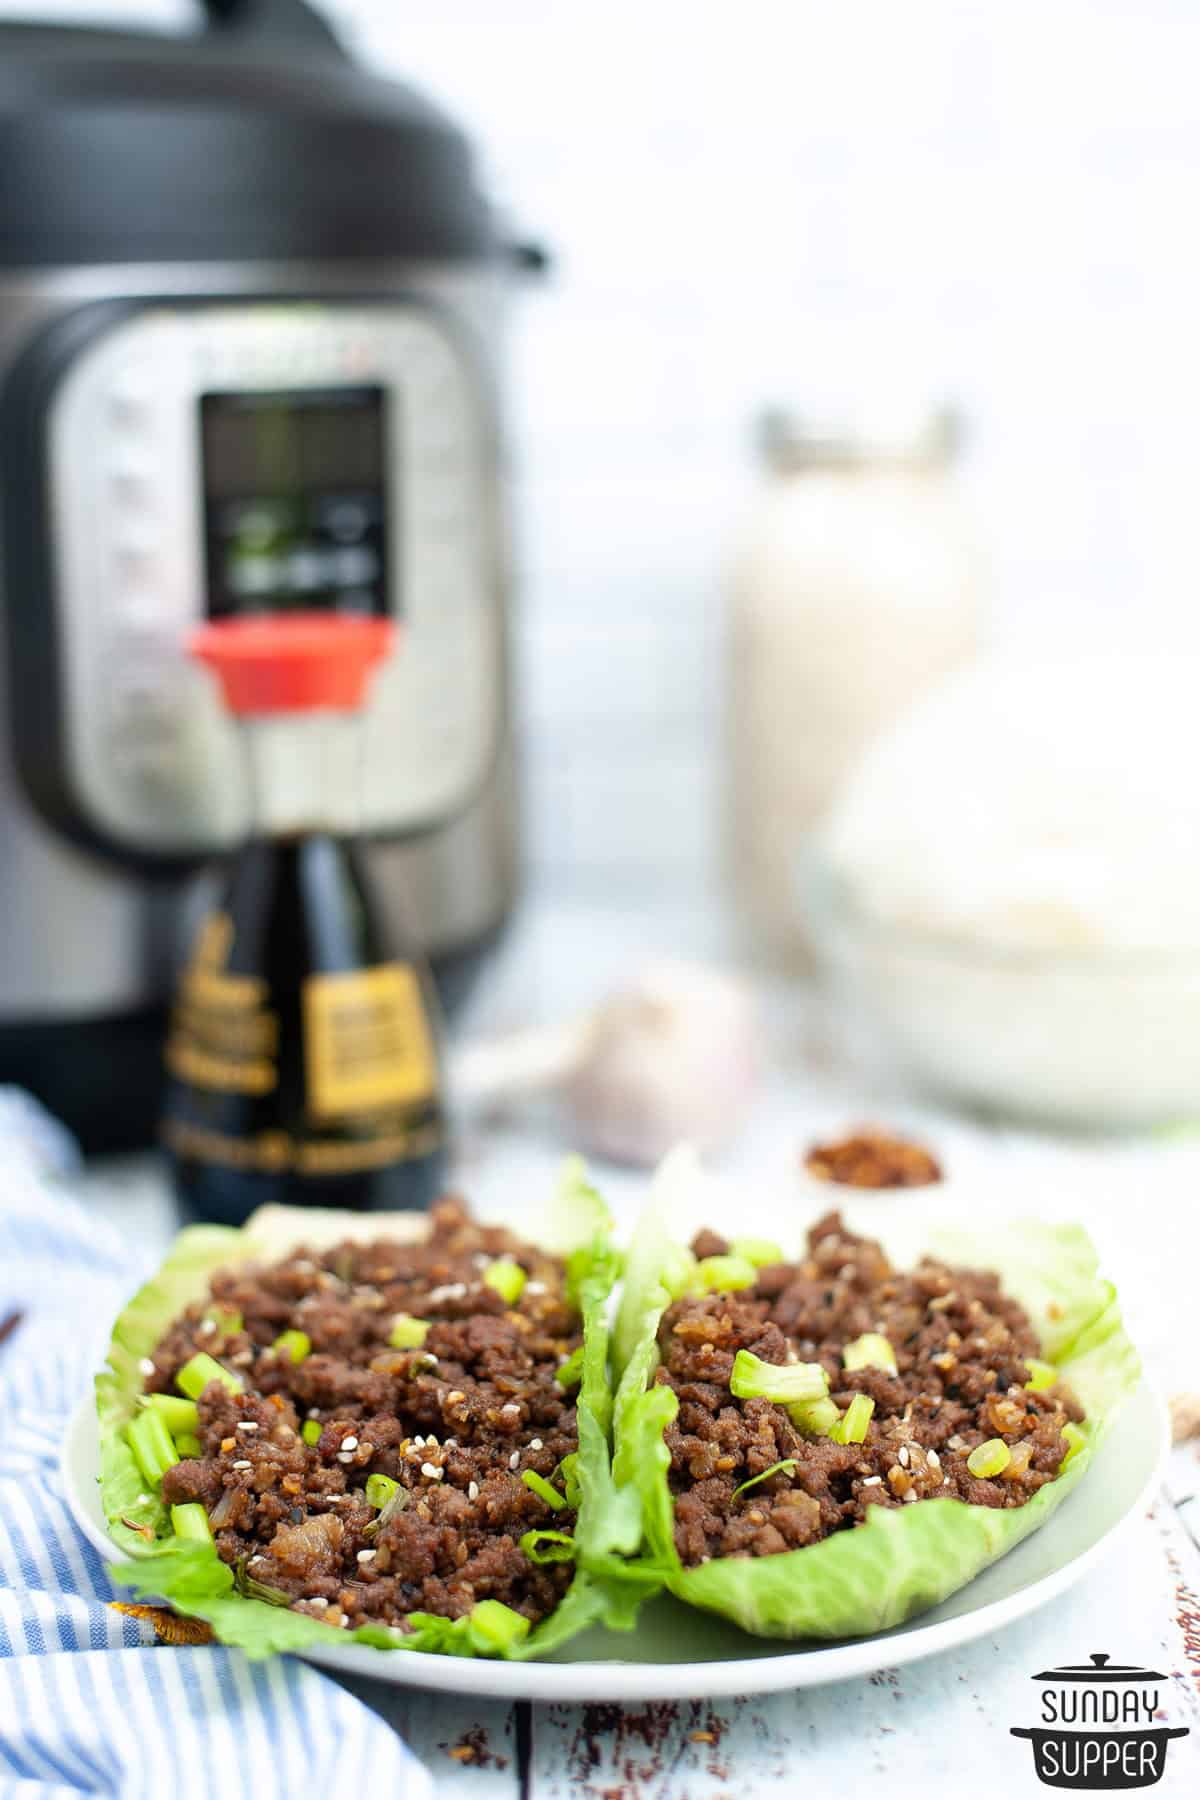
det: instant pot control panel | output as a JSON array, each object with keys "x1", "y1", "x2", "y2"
[{"x1": 8, "y1": 301, "x2": 500, "y2": 857}]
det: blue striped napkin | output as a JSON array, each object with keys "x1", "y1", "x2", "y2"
[{"x1": 0, "y1": 1095, "x2": 433, "y2": 1800}]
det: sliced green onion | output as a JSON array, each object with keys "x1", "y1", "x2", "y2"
[
  {"x1": 301, "y1": 1419, "x2": 322, "y2": 1447},
  {"x1": 519, "y1": 1528, "x2": 577, "y2": 1564},
  {"x1": 556, "y1": 1453, "x2": 582, "y2": 1509},
  {"x1": 272, "y1": 1329, "x2": 311, "y2": 1364},
  {"x1": 203, "y1": 1306, "x2": 242, "y2": 1336},
  {"x1": 521, "y1": 1469, "x2": 567, "y2": 1511},
  {"x1": 1061, "y1": 1420, "x2": 1087, "y2": 1468},
  {"x1": 365, "y1": 1473, "x2": 400, "y2": 1510},
  {"x1": 175, "y1": 1434, "x2": 203, "y2": 1459},
  {"x1": 387, "y1": 1314, "x2": 430, "y2": 1350},
  {"x1": 366, "y1": 1483, "x2": 410, "y2": 1536},
  {"x1": 176, "y1": 1351, "x2": 242, "y2": 1400},
  {"x1": 729, "y1": 1349, "x2": 829, "y2": 1406},
  {"x1": 830, "y1": 1394, "x2": 875, "y2": 1444},
  {"x1": 127, "y1": 1410, "x2": 179, "y2": 1488},
  {"x1": 169, "y1": 1502, "x2": 213, "y2": 1544},
  {"x1": 143, "y1": 1394, "x2": 199, "y2": 1436},
  {"x1": 967, "y1": 1437, "x2": 1012, "y2": 1478},
  {"x1": 482, "y1": 1259, "x2": 527, "y2": 1306},
  {"x1": 733, "y1": 1458, "x2": 797, "y2": 1499},
  {"x1": 1024, "y1": 1358, "x2": 1058, "y2": 1392},
  {"x1": 842, "y1": 1333, "x2": 898, "y2": 1376},
  {"x1": 661, "y1": 1244, "x2": 698, "y2": 1299},
  {"x1": 690, "y1": 1254, "x2": 758, "y2": 1294},
  {"x1": 789, "y1": 1395, "x2": 842, "y2": 1437},
  {"x1": 555, "y1": 1345, "x2": 584, "y2": 1389},
  {"x1": 233, "y1": 1556, "x2": 292, "y2": 1606},
  {"x1": 467, "y1": 1598, "x2": 531, "y2": 1656},
  {"x1": 729, "y1": 1237, "x2": 785, "y2": 1268}
]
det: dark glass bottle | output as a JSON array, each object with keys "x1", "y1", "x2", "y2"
[{"x1": 161, "y1": 616, "x2": 446, "y2": 1225}]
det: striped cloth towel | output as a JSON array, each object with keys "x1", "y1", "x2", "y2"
[{"x1": 0, "y1": 1094, "x2": 433, "y2": 1800}]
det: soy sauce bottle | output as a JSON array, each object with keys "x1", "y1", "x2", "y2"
[{"x1": 162, "y1": 614, "x2": 446, "y2": 1224}]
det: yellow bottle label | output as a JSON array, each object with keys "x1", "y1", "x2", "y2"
[
  {"x1": 302, "y1": 963, "x2": 437, "y2": 1122},
  {"x1": 165, "y1": 911, "x2": 278, "y2": 1096}
]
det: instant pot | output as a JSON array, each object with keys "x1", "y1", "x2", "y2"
[{"x1": 0, "y1": 0, "x2": 530, "y2": 1149}]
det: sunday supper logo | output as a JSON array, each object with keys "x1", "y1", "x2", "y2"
[{"x1": 1010, "y1": 1653, "x2": 1190, "y2": 1790}]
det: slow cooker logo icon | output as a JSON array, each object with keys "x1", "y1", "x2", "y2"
[{"x1": 1011, "y1": 1652, "x2": 1189, "y2": 1790}]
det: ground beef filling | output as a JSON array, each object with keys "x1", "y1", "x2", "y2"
[
  {"x1": 658, "y1": 1210, "x2": 1083, "y2": 1567},
  {"x1": 148, "y1": 1199, "x2": 580, "y2": 1632}
]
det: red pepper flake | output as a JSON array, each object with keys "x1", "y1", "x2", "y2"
[{"x1": 804, "y1": 1126, "x2": 942, "y2": 1189}]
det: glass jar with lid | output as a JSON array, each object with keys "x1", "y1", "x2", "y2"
[{"x1": 726, "y1": 403, "x2": 984, "y2": 962}]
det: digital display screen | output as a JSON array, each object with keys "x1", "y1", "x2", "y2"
[{"x1": 200, "y1": 387, "x2": 391, "y2": 619}]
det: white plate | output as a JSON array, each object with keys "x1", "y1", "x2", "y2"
[{"x1": 63, "y1": 1382, "x2": 1165, "y2": 1702}]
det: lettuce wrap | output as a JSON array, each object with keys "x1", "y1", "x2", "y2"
[
  {"x1": 98, "y1": 1162, "x2": 646, "y2": 1661},
  {"x1": 609, "y1": 1147, "x2": 1142, "y2": 1641}
]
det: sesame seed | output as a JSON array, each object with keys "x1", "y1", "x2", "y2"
[
  {"x1": 306, "y1": 1408, "x2": 320, "y2": 1420},
  {"x1": 427, "y1": 1282, "x2": 467, "y2": 1303},
  {"x1": 309, "y1": 1596, "x2": 329, "y2": 1609},
  {"x1": 412, "y1": 1435, "x2": 425, "y2": 1449},
  {"x1": 508, "y1": 1451, "x2": 520, "y2": 1470},
  {"x1": 139, "y1": 1358, "x2": 155, "y2": 1376},
  {"x1": 340, "y1": 1435, "x2": 358, "y2": 1452},
  {"x1": 902, "y1": 1489, "x2": 919, "y2": 1503},
  {"x1": 232, "y1": 1459, "x2": 252, "y2": 1470},
  {"x1": 236, "y1": 1421, "x2": 258, "y2": 1432},
  {"x1": 248, "y1": 1554, "x2": 265, "y2": 1565},
  {"x1": 356, "y1": 1549, "x2": 377, "y2": 1564},
  {"x1": 525, "y1": 1281, "x2": 547, "y2": 1295},
  {"x1": 927, "y1": 1450, "x2": 941, "y2": 1469},
  {"x1": 329, "y1": 1494, "x2": 352, "y2": 1503},
  {"x1": 445, "y1": 1391, "x2": 465, "y2": 1406},
  {"x1": 338, "y1": 1452, "x2": 354, "y2": 1464},
  {"x1": 529, "y1": 1438, "x2": 543, "y2": 1451},
  {"x1": 424, "y1": 1435, "x2": 440, "y2": 1448},
  {"x1": 501, "y1": 1402, "x2": 520, "y2": 1416},
  {"x1": 443, "y1": 1438, "x2": 457, "y2": 1450},
  {"x1": 230, "y1": 1350, "x2": 253, "y2": 1366},
  {"x1": 198, "y1": 1319, "x2": 216, "y2": 1336},
  {"x1": 467, "y1": 1481, "x2": 480, "y2": 1501},
  {"x1": 420, "y1": 1461, "x2": 443, "y2": 1480},
  {"x1": 861, "y1": 1475, "x2": 883, "y2": 1486},
  {"x1": 898, "y1": 1445, "x2": 910, "y2": 1466}
]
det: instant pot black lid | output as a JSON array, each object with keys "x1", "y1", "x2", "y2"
[{"x1": 0, "y1": 0, "x2": 497, "y2": 267}]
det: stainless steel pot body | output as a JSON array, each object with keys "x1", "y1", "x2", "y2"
[{"x1": 0, "y1": 256, "x2": 519, "y2": 1024}]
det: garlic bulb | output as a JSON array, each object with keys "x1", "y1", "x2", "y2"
[
  {"x1": 563, "y1": 960, "x2": 760, "y2": 1165},
  {"x1": 449, "y1": 959, "x2": 761, "y2": 1166}
]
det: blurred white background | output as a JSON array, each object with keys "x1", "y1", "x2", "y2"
[
  {"x1": 339, "y1": 1, "x2": 1200, "y2": 901},
  {"x1": 10, "y1": 0, "x2": 1200, "y2": 901}
]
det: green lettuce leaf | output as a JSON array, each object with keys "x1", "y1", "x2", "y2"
[
  {"x1": 612, "y1": 1195, "x2": 1142, "y2": 1640},
  {"x1": 99, "y1": 1169, "x2": 643, "y2": 1661}
]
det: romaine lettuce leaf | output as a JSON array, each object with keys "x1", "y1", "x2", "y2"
[
  {"x1": 611, "y1": 1190, "x2": 1142, "y2": 1640},
  {"x1": 100, "y1": 1169, "x2": 643, "y2": 1661}
]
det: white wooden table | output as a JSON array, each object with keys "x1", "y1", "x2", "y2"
[{"x1": 79, "y1": 900, "x2": 1200, "y2": 1797}]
